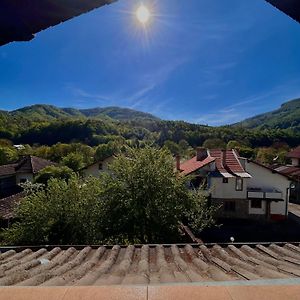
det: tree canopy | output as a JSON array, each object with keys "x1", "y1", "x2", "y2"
[{"x1": 3, "y1": 148, "x2": 217, "y2": 245}]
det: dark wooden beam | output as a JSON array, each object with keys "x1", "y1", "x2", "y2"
[
  {"x1": 266, "y1": 0, "x2": 300, "y2": 24},
  {"x1": 0, "y1": 0, "x2": 116, "y2": 46}
]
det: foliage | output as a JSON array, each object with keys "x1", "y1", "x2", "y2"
[
  {"x1": 203, "y1": 138, "x2": 226, "y2": 149},
  {"x1": 234, "y1": 98, "x2": 300, "y2": 130},
  {"x1": 0, "y1": 104, "x2": 299, "y2": 151},
  {"x1": 96, "y1": 147, "x2": 217, "y2": 243},
  {"x1": 62, "y1": 152, "x2": 85, "y2": 171},
  {"x1": 3, "y1": 148, "x2": 217, "y2": 245},
  {"x1": 3, "y1": 177, "x2": 104, "y2": 245},
  {"x1": 94, "y1": 142, "x2": 118, "y2": 161},
  {"x1": 256, "y1": 147, "x2": 288, "y2": 165},
  {"x1": 0, "y1": 146, "x2": 18, "y2": 164},
  {"x1": 34, "y1": 166, "x2": 74, "y2": 185}
]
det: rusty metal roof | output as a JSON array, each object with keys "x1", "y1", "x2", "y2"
[
  {"x1": 0, "y1": 0, "x2": 116, "y2": 46},
  {"x1": 1, "y1": 243, "x2": 300, "y2": 286}
]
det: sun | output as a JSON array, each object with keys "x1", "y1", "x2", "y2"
[{"x1": 136, "y1": 5, "x2": 151, "y2": 24}]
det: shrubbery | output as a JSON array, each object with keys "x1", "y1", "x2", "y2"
[{"x1": 3, "y1": 148, "x2": 217, "y2": 245}]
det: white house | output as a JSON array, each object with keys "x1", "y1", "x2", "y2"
[
  {"x1": 275, "y1": 146, "x2": 300, "y2": 203},
  {"x1": 81, "y1": 156, "x2": 114, "y2": 178},
  {"x1": 178, "y1": 148, "x2": 291, "y2": 221}
]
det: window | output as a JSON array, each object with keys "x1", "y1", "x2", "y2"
[
  {"x1": 224, "y1": 201, "x2": 236, "y2": 212},
  {"x1": 251, "y1": 199, "x2": 262, "y2": 209},
  {"x1": 235, "y1": 178, "x2": 243, "y2": 191},
  {"x1": 223, "y1": 178, "x2": 228, "y2": 183},
  {"x1": 98, "y1": 163, "x2": 103, "y2": 170},
  {"x1": 190, "y1": 176, "x2": 207, "y2": 189}
]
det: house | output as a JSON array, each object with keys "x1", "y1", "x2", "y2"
[
  {"x1": 178, "y1": 148, "x2": 291, "y2": 221},
  {"x1": 275, "y1": 146, "x2": 300, "y2": 203},
  {"x1": 81, "y1": 156, "x2": 114, "y2": 178},
  {"x1": 0, "y1": 155, "x2": 55, "y2": 199}
]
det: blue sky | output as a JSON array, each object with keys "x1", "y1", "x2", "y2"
[{"x1": 0, "y1": 0, "x2": 300, "y2": 125}]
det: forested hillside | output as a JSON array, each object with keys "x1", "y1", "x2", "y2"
[
  {"x1": 0, "y1": 103, "x2": 299, "y2": 149},
  {"x1": 234, "y1": 98, "x2": 300, "y2": 130}
]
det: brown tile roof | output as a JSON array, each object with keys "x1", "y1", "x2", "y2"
[
  {"x1": 0, "y1": 192, "x2": 24, "y2": 220},
  {"x1": 0, "y1": 243, "x2": 300, "y2": 286},
  {"x1": 179, "y1": 157, "x2": 215, "y2": 175},
  {"x1": 287, "y1": 146, "x2": 300, "y2": 159},
  {"x1": 0, "y1": 164, "x2": 18, "y2": 176},
  {"x1": 0, "y1": 156, "x2": 55, "y2": 177}
]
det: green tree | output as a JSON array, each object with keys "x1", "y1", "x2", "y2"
[
  {"x1": 202, "y1": 138, "x2": 226, "y2": 149},
  {"x1": 98, "y1": 147, "x2": 217, "y2": 243},
  {"x1": 163, "y1": 140, "x2": 181, "y2": 155},
  {"x1": 94, "y1": 142, "x2": 117, "y2": 161},
  {"x1": 237, "y1": 146, "x2": 255, "y2": 159},
  {"x1": 227, "y1": 140, "x2": 241, "y2": 149},
  {"x1": 0, "y1": 146, "x2": 18, "y2": 165},
  {"x1": 62, "y1": 152, "x2": 85, "y2": 171},
  {"x1": 34, "y1": 165, "x2": 74, "y2": 185},
  {"x1": 3, "y1": 148, "x2": 217, "y2": 245},
  {"x1": 3, "y1": 177, "x2": 104, "y2": 245}
]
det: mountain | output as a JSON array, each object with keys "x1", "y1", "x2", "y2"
[
  {"x1": 0, "y1": 102, "x2": 299, "y2": 148},
  {"x1": 234, "y1": 98, "x2": 300, "y2": 129},
  {"x1": 78, "y1": 107, "x2": 159, "y2": 122},
  {"x1": 8, "y1": 104, "x2": 159, "y2": 122}
]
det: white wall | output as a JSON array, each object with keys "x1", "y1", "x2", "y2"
[
  {"x1": 248, "y1": 200, "x2": 266, "y2": 215},
  {"x1": 16, "y1": 173, "x2": 34, "y2": 184},
  {"x1": 291, "y1": 158, "x2": 300, "y2": 167},
  {"x1": 82, "y1": 157, "x2": 114, "y2": 178},
  {"x1": 210, "y1": 177, "x2": 248, "y2": 199},
  {"x1": 245, "y1": 161, "x2": 290, "y2": 216}
]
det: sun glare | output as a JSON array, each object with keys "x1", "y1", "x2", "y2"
[{"x1": 136, "y1": 5, "x2": 151, "y2": 24}]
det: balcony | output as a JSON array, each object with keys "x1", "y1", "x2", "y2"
[{"x1": 247, "y1": 187, "x2": 282, "y2": 200}]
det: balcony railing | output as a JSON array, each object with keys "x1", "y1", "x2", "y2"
[{"x1": 247, "y1": 187, "x2": 282, "y2": 200}]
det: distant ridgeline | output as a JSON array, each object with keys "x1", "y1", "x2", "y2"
[
  {"x1": 0, "y1": 100, "x2": 299, "y2": 147},
  {"x1": 233, "y1": 98, "x2": 300, "y2": 130}
]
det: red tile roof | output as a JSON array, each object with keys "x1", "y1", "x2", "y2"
[
  {"x1": 180, "y1": 149, "x2": 250, "y2": 178},
  {"x1": 287, "y1": 146, "x2": 300, "y2": 159},
  {"x1": 209, "y1": 149, "x2": 250, "y2": 177},
  {"x1": 180, "y1": 156, "x2": 215, "y2": 175}
]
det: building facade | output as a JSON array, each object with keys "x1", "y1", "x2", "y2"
[{"x1": 179, "y1": 148, "x2": 291, "y2": 221}]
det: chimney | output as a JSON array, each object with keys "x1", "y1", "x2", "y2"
[
  {"x1": 196, "y1": 147, "x2": 208, "y2": 161},
  {"x1": 176, "y1": 155, "x2": 181, "y2": 171},
  {"x1": 222, "y1": 149, "x2": 227, "y2": 167}
]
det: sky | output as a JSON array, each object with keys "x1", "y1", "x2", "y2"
[{"x1": 0, "y1": 0, "x2": 300, "y2": 126}]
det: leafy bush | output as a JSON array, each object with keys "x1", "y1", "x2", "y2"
[
  {"x1": 34, "y1": 166, "x2": 74, "y2": 185},
  {"x1": 3, "y1": 147, "x2": 217, "y2": 245}
]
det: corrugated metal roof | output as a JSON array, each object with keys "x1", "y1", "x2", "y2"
[{"x1": 1, "y1": 243, "x2": 300, "y2": 286}]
